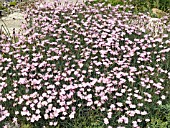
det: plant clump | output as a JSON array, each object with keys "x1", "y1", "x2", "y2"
[
  {"x1": 0, "y1": 0, "x2": 170, "y2": 128},
  {"x1": 9, "y1": 1, "x2": 17, "y2": 7}
]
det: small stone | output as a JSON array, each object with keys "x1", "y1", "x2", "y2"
[{"x1": 152, "y1": 8, "x2": 167, "y2": 17}]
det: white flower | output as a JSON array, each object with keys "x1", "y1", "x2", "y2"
[
  {"x1": 141, "y1": 111, "x2": 147, "y2": 115},
  {"x1": 157, "y1": 100, "x2": 162, "y2": 105},
  {"x1": 44, "y1": 114, "x2": 49, "y2": 119},
  {"x1": 69, "y1": 112, "x2": 75, "y2": 119},
  {"x1": 104, "y1": 118, "x2": 109, "y2": 125},
  {"x1": 118, "y1": 115, "x2": 128, "y2": 124},
  {"x1": 145, "y1": 119, "x2": 150, "y2": 122},
  {"x1": 161, "y1": 95, "x2": 166, "y2": 100},
  {"x1": 116, "y1": 102, "x2": 123, "y2": 107}
]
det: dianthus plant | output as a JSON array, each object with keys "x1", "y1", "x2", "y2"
[{"x1": 0, "y1": 0, "x2": 170, "y2": 128}]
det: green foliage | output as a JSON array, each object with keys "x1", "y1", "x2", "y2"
[
  {"x1": 0, "y1": 3, "x2": 7, "y2": 10},
  {"x1": 148, "y1": 118, "x2": 168, "y2": 128},
  {"x1": 10, "y1": 0, "x2": 17, "y2": 6},
  {"x1": 147, "y1": 104, "x2": 170, "y2": 128},
  {"x1": 20, "y1": 123, "x2": 33, "y2": 128},
  {"x1": 58, "y1": 107, "x2": 104, "y2": 128},
  {"x1": 93, "y1": 0, "x2": 170, "y2": 14},
  {"x1": 153, "y1": 0, "x2": 170, "y2": 12},
  {"x1": 86, "y1": 0, "x2": 124, "y2": 6},
  {"x1": 1, "y1": 1, "x2": 170, "y2": 128},
  {"x1": 126, "y1": 0, "x2": 170, "y2": 13},
  {"x1": 125, "y1": 0, "x2": 150, "y2": 13},
  {"x1": 102, "y1": 0, "x2": 124, "y2": 6}
]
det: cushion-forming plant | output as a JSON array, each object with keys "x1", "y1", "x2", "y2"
[{"x1": 0, "y1": 0, "x2": 170, "y2": 127}]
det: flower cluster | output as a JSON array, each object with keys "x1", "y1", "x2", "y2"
[{"x1": 0, "y1": 0, "x2": 170, "y2": 127}]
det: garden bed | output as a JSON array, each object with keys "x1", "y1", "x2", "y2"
[{"x1": 0, "y1": 0, "x2": 170, "y2": 128}]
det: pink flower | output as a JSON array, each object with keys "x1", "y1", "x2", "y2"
[
  {"x1": 32, "y1": 79, "x2": 41, "y2": 85},
  {"x1": 49, "y1": 122, "x2": 53, "y2": 126},
  {"x1": 141, "y1": 111, "x2": 147, "y2": 115},
  {"x1": 12, "y1": 117, "x2": 18, "y2": 124},
  {"x1": 129, "y1": 104, "x2": 136, "y2": 109},
  {"x1": 3, "y1": 125, "x2": 8, "y2": 128},
  {"x1": 132, "y1": 121, "x2": 138, "y2": 127},
  {"x1": 69, "y1": 112, "x2": 75, "y2": 119},
  {"x1": 116, "y1": 102, "x2": 123, "y2": 107},
  {"x1": 104, "y1": 118, "x2": 109, "y2": 125},
  {"x1": 107, "y1": 112, "x2": 112, "y2": 118},
  {"x1": 18, "y1": 78, "x2": 27, "y2": 84},
  {"x1": 118, "y1": 115, "x2": 128, "y2": 124},
  {"x1": 126, "y1": 110, "x2": 135, "y2": 117},
  {"x1": 44, "y1": 114, "x2": 49, "y2": 119}
]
